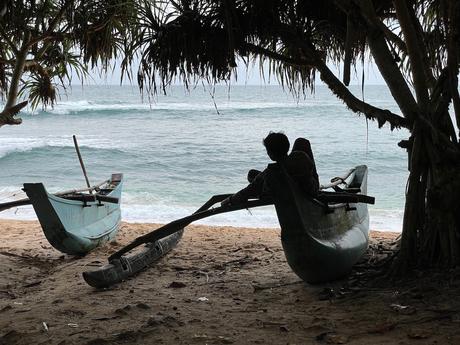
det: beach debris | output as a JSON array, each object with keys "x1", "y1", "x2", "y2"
[
  {"x1": 92, "y1": 315, "x2": 120, "y2": 321},
  {"x1": 67, "y1": 323, "x2": 78, "y2": 328},
  {"x1": 0, "y1": 305, "x2": 12, "y2": 313},
  {"x1": 168, "y1": 281, "x2": 187, "y2": 288},
  {"x1": 318, "y1": 287, "x2": 336, "y2": 300},
  {"x1": 390, "y1": 303, "x2": 416, "y2": 315},
  {"x1": 390, "y1": 303, "x2": 408, "y2": 310},
  {"x1": 407, "y1": 328, "x2": 432, "y2": 339},
  {"x1": 261, "y1": 320, "x2": 287, "y2": 327},
  {"x1": 315, "y1": 332, "x2": 329, "y2": 341},
  {"x1": 452, "y1": 313, "x2": 460, "y2": 322},
  {"x1": 0, "y1": 330, "x2": 22, "y2": 343},
  {"x1": 146, "y1": 315, "x2": 184, "y2": 328},
  {"x1": 191, "y1": 333, "x2": 235, "y2": 343},
  {"x1": 315, "y1": 332, "x2": 349, "y2": 344},
  {"x1": 279, "y1": 325, "x2": 289, "y2": 332},
  {"x1": 0, "y1": 289, "x2": 16, "y2": 299},
  {"x1": 193, "y1": 334, "x2": 209, "y2": 341},
  {"x1": 146, "y1": 317, "x2": 162, "y2": 327},
  {"x1": 42, "y1": 322, "x2": 48, "y2": 332},
  {"x1": 326, "y1": 334, "x2": 349, "y2": 344},
  {"x1": 368, "y1": 321, "x2": 397, "y2": 334},
  {"x1": 217, "y1": 335, "x2": 234, "y2": 344},
  {"x1": 23, "y1": 280, "x2": 42, "y2": 288},
  {"x1": 136, "y1": 302, "x2": 150, "y2": 310},
  {"x1": 86, "y1": 338, "x2": 111, "y2": 345},
  {"x1": 213, "y1": 255, "x2": 253, "y2": 270},
  {"x1": 197, "y1": 271, "x2": 210, "y2": 283},
  {"x1": 114, "y1": 305, "x2": 132, "y2": 315},
  {"x1": 197, "y1": 297, "x2": 209, "y2": 302},
  {"x1": 14, "y1": 308, "x2": 32, "y2": 313},
  {"x1": 115, "y1": 330, "x2": 138, "y2": 341},
  {"x1": 252, "y1": 280, "x2": 303, "y2": 292}
]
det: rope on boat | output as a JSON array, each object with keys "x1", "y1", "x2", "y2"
[
  {"x1": 320, "y1": 168, "x2": 356, "y2": 190},
  {"x1": 0, "y1": 179, "x2": 111, "y2": 212}
]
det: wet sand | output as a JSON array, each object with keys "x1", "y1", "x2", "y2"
[{"x1": 1, "y1": 219, "x2": 459, "y2": 344}]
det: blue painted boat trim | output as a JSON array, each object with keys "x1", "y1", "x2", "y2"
[{"x1": 24, "y1": 174, "x2": 123, "y2": 255}]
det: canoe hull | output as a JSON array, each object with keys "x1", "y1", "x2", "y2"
[
  {"x1": 268, "y1": 165, "x2": 370, "y2": 283},
  {"x1": 24, "y1": 174, "x2": 123, "y2": 255}
]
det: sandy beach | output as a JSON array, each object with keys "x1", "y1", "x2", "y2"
[{"x1": 1, "y1": 219, "x2": 459, "y2": 345}]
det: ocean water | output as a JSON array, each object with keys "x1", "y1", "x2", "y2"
[{"x1": 0, "y1": 85, "x2": 408, "y2": 231}]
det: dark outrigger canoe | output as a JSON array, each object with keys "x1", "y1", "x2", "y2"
[
  {"x1": 270, "y1": 165, "x2": 370, "y2": 283},
  {"x1": 84, "y1": 166, "x2": 373, "y2": 287},
  {"x1": 22, "y1": 174, "x2": 123, "y2": 255}
]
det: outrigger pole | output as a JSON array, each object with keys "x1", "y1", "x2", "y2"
[
  {"x1": 83, "y1": 194, "x2": 273, "y2": 288},
  {"x1": 106, "y1": 189, "x2": 375, "y2": 262},
  {"x1": 108, "y1": 196, "x2": 274, "y2": 261}
]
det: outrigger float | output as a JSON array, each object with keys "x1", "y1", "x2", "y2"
[{"x1": 83, "y1": 165, "x2": 374, "y2": 288}]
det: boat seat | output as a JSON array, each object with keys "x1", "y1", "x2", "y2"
[
  {"x1": 332, "y1": 186, "x2": 361, "y2": 193},
  {"x1": 316, "y1": 191, "x2": 375, "y2": 205}
]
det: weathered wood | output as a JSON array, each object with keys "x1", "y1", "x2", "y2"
[
  {"x1": 0, "y1": 179, "x2": 110, "y2": 213},
  {"x1": 83, "y1": 193, "x2": 256, "y2": 288},
  {"x1": 23, "y1": 174, "x2": 123, "y2": 255},
  {"x1": 73, "y1": 135, "x2": 91, "y2": 189},
  {"x1": 320, "y1": 168, "x2": 356, "y2": 190}
]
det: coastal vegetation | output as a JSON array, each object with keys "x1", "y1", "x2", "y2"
[
  {"x1": 0, "y1": 0, "x2": 134, "y2": 125},
  {"x1": 1, "y1": 0, "x2": 459, "y2": 275}
]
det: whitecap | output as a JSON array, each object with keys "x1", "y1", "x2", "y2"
[
  {"x1": 18, "y1": 99, "x2": 348, "y2": 116},
  {"x1": 0, "y1": 136, "x2": 125, "y2": 159}
]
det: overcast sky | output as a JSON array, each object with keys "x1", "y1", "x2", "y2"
[{"x1": 84, "y1": 58, "x2": 385, "y2": 86}]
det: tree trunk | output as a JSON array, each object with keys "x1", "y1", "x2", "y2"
[
  {"x1": 395, "y1": 122, "x2": 460, "y2": 272},
  {"x1": 0, "y1": 36, "x2": 29, "y2": 127}
]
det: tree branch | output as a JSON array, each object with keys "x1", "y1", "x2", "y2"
[
  {"x1": 274, "y1": 22, "x2": 409, "y2": 129},
  {"x1": 242, "y1": 42, "x2": 315, "y2": 68},
  {"x1": 5, "y1": 36, "x2": 30, "y2": 110},
  {"x1": 0, "y1": 101, "x2": 27, "y2": 127},
  {"x1": 378, "y1": 21, "x2": 407, "y2": 54},
  {"x1": 343, "y1": 14, "x2": 356, "y2": 86},
  {"x1": 35, "y1": 0, "x2": 74, "y2": 60},
  {"x1": 407, "y1": 5, "x2": 436, "y2": 88},
  {"x1": 314, "y1": 56, "x2": 409, "y2": 130},
  {"x1": 0, "y1": 24, "x2": 19, "y2": 55},
  {"x1": 393, "y1": 0, "x2": 430, "y2": 109},
  {"x1": 355, "y1": 0, "x2": 419, "y2": 125},
  {"x1": 446, "y1": 0, "x2": 460, "y2": 135}
]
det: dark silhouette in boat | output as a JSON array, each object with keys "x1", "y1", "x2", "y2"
[
  {"x1": 292, "y1": 137, "x2": 319, "y2": 185},
  {"x1": 83, "y1": 134, "x2": 375, "y2": 288},
  {"x1": 222, "y1": 132, "x2": 319, "y2": 208}
]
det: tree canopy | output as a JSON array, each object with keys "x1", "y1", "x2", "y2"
[
  {"x1": 0, "y1": 0, "x2": 135, "y2": 125},
  {"x1": 1, "y1": 0, "x2": 460, "y2": 272}
]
